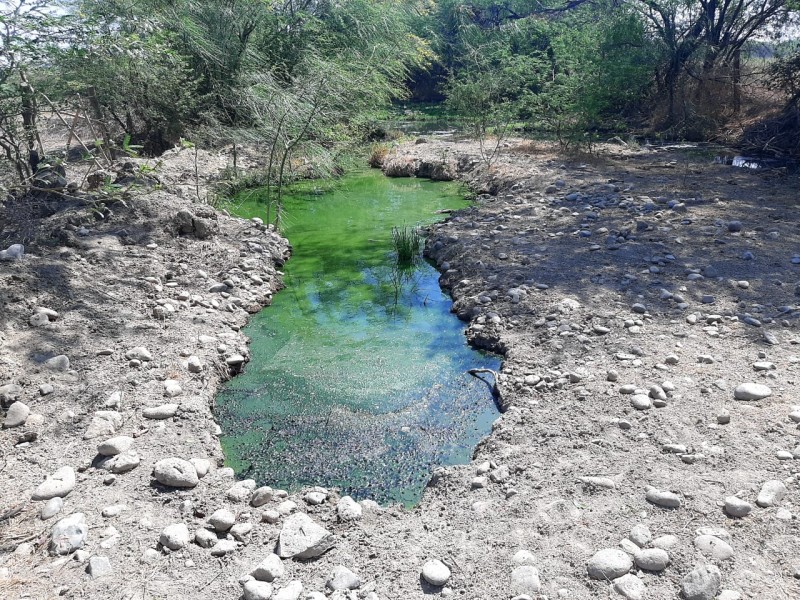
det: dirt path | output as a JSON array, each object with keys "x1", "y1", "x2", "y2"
[{"x1": 1, "y1": 138, "x2": 799, "y2": 600}]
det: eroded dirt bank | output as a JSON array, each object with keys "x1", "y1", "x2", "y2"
[{"x1": 1, "y1": 139, "x2": 800, "y2": 600}]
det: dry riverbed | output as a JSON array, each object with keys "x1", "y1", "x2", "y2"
[{"x1": 1, "y1": 138, "x2": 800, "y2": 600}]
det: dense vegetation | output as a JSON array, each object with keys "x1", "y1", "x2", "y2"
[{"x1": 1, "y1": 0, "x2": 799, "y2": 188}]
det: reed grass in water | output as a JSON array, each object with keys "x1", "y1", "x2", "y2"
[{"x1": 392, "y1": 225, "x2": 421, "y2": 266}]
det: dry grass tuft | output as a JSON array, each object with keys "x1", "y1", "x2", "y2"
[{"x1": 368, "y1": 144, "x2": 390, "y2": 168}]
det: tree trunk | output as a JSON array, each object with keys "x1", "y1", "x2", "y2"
[
  {"x1": 732, "y1": 49, "x2": 741, "y2": 115},
  {"x1": 87, "y1": 86, "x2": 113, "y2": 161}
]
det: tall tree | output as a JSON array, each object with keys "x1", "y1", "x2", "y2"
[{"x1": 633, "y1": 0, "x2": 794, "y2": 124}]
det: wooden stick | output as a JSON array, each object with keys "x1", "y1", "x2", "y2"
[
  {"x1": 39, "y1": 93, "x2": 108, "y2": 170},
  {"x1": 65, "y1": 100, "x2": 84, "y2": 153},
  {"x1": 467, "y1": 368, "x2": 507, "y2": 412}
]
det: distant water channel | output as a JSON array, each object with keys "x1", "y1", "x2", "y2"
[{"x1": 217, "y1": 170, "x2": 500, "y2": 505}]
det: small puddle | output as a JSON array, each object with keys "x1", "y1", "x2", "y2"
[
  {"x1": 716, "y1": 155, "x2": 766, "y2": 169},
  {"x1": 217, "y1": 170, "x2": 500, "y2": 505}
]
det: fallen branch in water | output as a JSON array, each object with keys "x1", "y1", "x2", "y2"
[{"x1": 468, "y1": 368, "x2": 507, "y2": 412}]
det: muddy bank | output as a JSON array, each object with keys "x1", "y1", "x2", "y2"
[{"x1": 2, "y1": 137, "x2": 800, "y2": 600}]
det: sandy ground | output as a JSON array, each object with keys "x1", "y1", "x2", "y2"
[{"x1": 1, "y1": 136, "x2": 800, "y2": 600}]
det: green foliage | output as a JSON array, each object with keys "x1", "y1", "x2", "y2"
[
  {"x1": 1, "y1": 0, "x2": 798, "y2": 182},
  {"x1": 41, "y1": 2, "x2": 200, "y2": 154},
  {"x1": 770, "y1": 44, "x2": 800, "y2": 104},
  {"x1": 442, "y1": 2, "x2": 654, "y2": 145}
]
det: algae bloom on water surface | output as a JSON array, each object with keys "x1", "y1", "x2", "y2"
[{"x1": 217, "y1": 170, "x2": 500, "y2": 506}]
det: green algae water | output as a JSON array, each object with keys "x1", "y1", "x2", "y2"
[{"x1": 217, "y1": 170, "x2": 500, "y2": 505}]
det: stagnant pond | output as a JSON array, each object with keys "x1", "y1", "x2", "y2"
[{"x1": 216, "y1": 170, "x2": 500, "y2": 505}]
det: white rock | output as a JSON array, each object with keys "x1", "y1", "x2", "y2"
[
  {"x1": 231, "y1": 523, "x2": 253, "y2": 542},
  {"x1": 326, "y1": 565, "x2": 361, "y2": 591},
  {"x1": 103, "y1": 451, "x2": 140, "y2": 474},
  {"x1": 304, "y1": 491, "x2": 327, "y2": 505},
  {"x1": 756, "y1": 480, "x2": 787, "y2": 507},
  {"x1": 153, "y1": 458, "x2": 199, "y2": 488},
  {"x1": 208, "y1": 509, "x2": 236, "y2": 532},
  {"x1": 273, "y1": 580, "x2": 303, "y2": 600},
  {"x1": 210, "y1": 539, "x2": 238, "y2": 556},
  {"x1": 227, "y1": 354, "x2": 246, "y2": 366},
  {"x1": 586, "y1": 548, "x2": 632, "y2": 580},
  {"x1": 251, "y1": 486, "x2": 274, "y2": 507},
  {"x1": 651, "y1": 535, "x2": 680, "y2": 550},
  {"x1": 277, "y1": 513, "x2": 334, "y2": 559},
  {"x1": 163, "y1": 380, "x2": 183, "y2": 397},
  {"x1": 634, "y1": 548, "x2": 669, "y2": 571},
  {"x1": 141, "y1": 548, "x2": 159, "y2": 563},
  {"x1": 29, "y1": 312, "x2": 51, "y2": 327},
  {"x1": 243, "y1": 581, "x2": 273, "y2": 600},
  {"x1": 337, "y1": 496, "x2": 362, "y2": 521},
  {"x1": 422, "y1": 559, "x2": 451, "y2": 586},
  {"x1": 33, "y1": 467, "x2": 76, "y2": 500},
  {"x1": 101, "y1": 504, "x2": 126, "y2": 518},
  {"x1": 613, "y1": 574, "x2": 645, "y2": 600},
  {"x1": 733, "y1": 383, "x2": 771, "y2": 401},
  {"x1": 125, "y1": 347, "x2": 153, "y2": 362},
  {"x1": 630, "y1": 395, "x2": 652, "y2": 410},
  {"x1": 629, "y1": 524, "x2": 651, "y2": 548},
  {"x1": 227, "y1": 479, "x2": 257, "y2": 502},
  {"x1": 645, "y1": 487, "x2": 682, "y2": 508},
  {"x1": 3, "y1": 402, "x2": 30, "y2": 428},
  {"x1": 50, "y1": 513, "x2": 88, "y2": 555},
  {"x1": 579, "y1": 476, "x2": 616, "y2": 489},
  {"x1": 511, "y1": 565, "x2": 541, "y2": 595},
  {"x1": 261, "y1": 510, "x2": 280, "y2": 524},
  {"x1": 143, "y1": 404, "x2": 179, "y2": 420},
  {"x1": 0, "y1": 243, "x2": 24, "y2": 260},
  {"x1": 97, "y1": 436, "x2": 134, "y2": 457},
  {"x1": 88, "y1": 556, "x2": 112, "y2": 578},
  {"x1": 472, "y1": 476, "x2": 488, "y2": 489},
  {"x1": 694, "y1": 535, "x2": 734, "y2": 561},
  {"x1": 41, "y1": 497, "x2": 64, "y2": 520},
  {"x1": 620, "y1": 539, "x2": 640, "y2": 555},
  {"x1": 251, "y1": 554, "x2": 285, "y2": 582},
  {"x1": 160, "y1": 524, "x2": 191, "y2": 550},
  {"x1": 44, "y1": 355, "x2": 69, "y2": 371},
  {"x1": 724, "y1": 496, "x2": 752, "y2": 518},
  {"x1": 194, "y1": 528, "x2": 217, "y2": 548},
  {"x1": 696, "y1": 527, "x2": 730, "y2": 541},
  {"x1": 681, "y1": 564, "x2": 721, "y2": 600},
  {"x1": 187, "y1": 356, "x2": 204, "y2": 373},
  {"x1": 190, "y1": 458, "x2": 211, "y2": 478},
  {"x1": 84, "y1": 411, "x2": 123, "y2": 440},
  {"x1": 490, "y1": 465, "x2": 510, "y2": 483}
]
